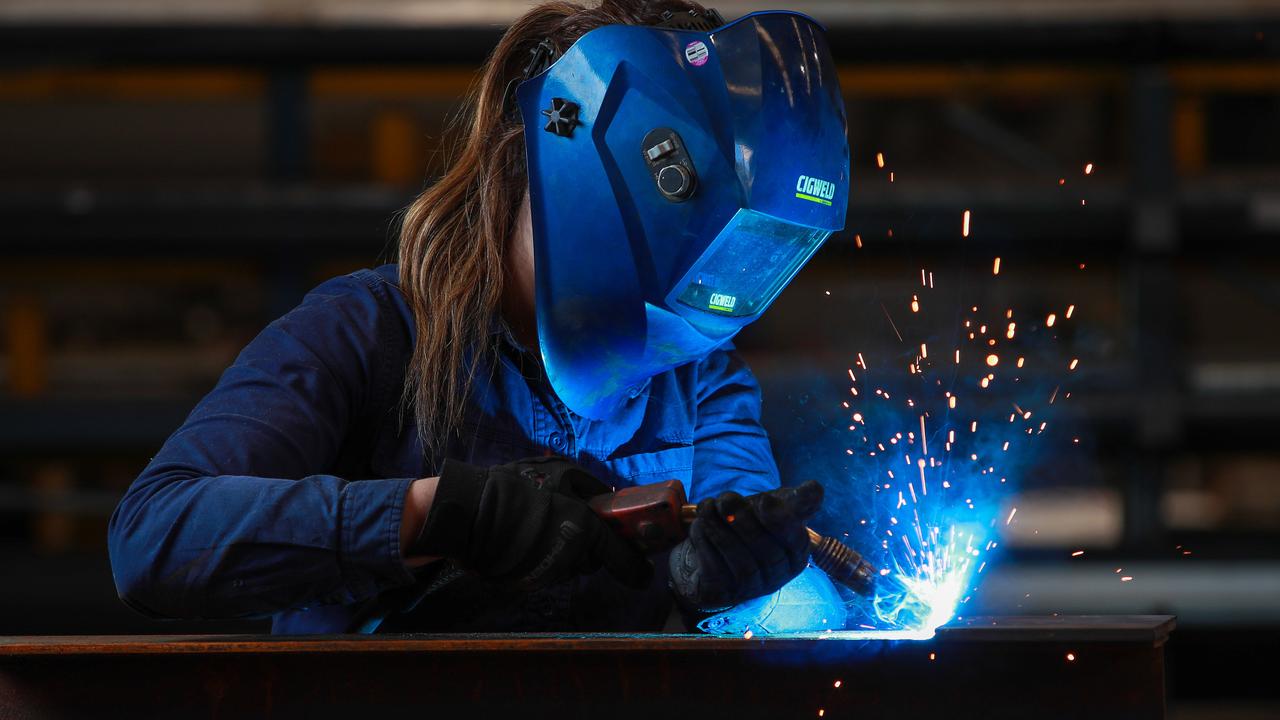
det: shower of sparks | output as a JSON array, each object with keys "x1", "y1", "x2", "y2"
[{"x1": 822, "y1": 260, "x2": 1080, "y2": 641}]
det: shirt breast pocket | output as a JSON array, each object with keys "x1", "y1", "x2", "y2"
[{"x1": 597, "y1": 445, "x2": 694, "y2": 490}]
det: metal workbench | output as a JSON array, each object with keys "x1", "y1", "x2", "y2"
[{"x1": 0, "y1": 615, "x2": 1174, "y2": 719}]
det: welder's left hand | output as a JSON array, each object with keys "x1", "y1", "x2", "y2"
[{"x1": 667, "y1": 480, "x2": 823, "y2": 612}]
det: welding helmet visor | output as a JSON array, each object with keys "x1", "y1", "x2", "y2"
[{"x1": 517, "y1": 10, "x2": 849, "y2": 418}]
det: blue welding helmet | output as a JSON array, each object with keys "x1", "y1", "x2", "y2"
[{"x1": 516, "y1": 10, "x2": 849, "y2": 418}]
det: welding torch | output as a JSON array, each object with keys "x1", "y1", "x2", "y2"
[{"x1": 587, "y1": 479, "x2": 879, "y2": 597}]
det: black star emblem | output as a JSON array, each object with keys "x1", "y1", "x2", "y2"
[{"x1": 542, "y1": 98, "x2": 581, "y2": 138}]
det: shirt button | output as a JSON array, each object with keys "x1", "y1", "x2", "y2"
[{"x1": 549, "y1": 433, "x2": 565, "y2": 450}]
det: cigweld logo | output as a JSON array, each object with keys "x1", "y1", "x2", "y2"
[
  {"x1": 708, "y1": 293, "x2": 737, "y2": 312},
  {"x1": 795, "y1": 174, "x2": 836, "y2": 206}
]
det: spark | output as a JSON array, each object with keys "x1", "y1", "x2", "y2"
[
  {"x1": 1069, "y1": 358, "x2": 1079, "y2": 371},
  {"x1": 743, "y1": 629, "x2": 753, "y2": 639},
  {"x1": 881, "y1": 304, "x2": 904, "y2": 342},
  {"x1": 876, "y1": 152, "x2": 885, "y2": 168},
  {"x1": 834, "y1": 680, "x2": 842, "y2": 688},
  {"x1": 1006, "y1": 507, "x2": 1017, "y2": 525},
  {"x1": 986, "y1": 354, "x2": 999, "y2": 367},
  {"x1": 992, "y1": 257, "x2": 1001, "y2": 275},
  {"x1": 929, "y1": 652, "x2": 936, "y2": 661},
  {"x1": 1006, "y1": 323, "x2": 1016, "y2": 339},
  {"x1": 1066, "y1": 652, "x2": 1076, "y2": 661},
  {"x1": 1046, "y1": 313, "x2": 1056, "y2": 327},
  {"x1": 911, "y1": 295, "x2": 920, "y2": 313},
  {"x1": 855, "y1": 234, "x2": 863, "y2": 248},
  {"x1": 962, "y1": 210, "x2": 971, "y2": 238},
  {"x1": 1071, "y1": 550, "x2": 1084, "y2": 557},
  {"x1": 1121, "y1": 576, "x2": 1133, "y2": 582},
  {"x1": 1084, "y1": 162, "x2": 1094, "y2": 175},
  {"x1": 1066, "y1": 304, "x2": 1075, "y2": 318}
]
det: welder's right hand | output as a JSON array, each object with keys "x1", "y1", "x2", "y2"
[
  {"x1": 407, "y1": 457, "x2": 652, "y2": 593},
  {"x1": 668, "y1": 480, "x2": 824, "y2": 612}
]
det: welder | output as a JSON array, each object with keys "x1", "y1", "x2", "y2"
[{"x1": 107, "y1": 0, "x2": 852, "y2": 634}]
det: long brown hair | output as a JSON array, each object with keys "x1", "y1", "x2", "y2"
[{"x1": 397, "y1": 0, "x2": 713, "y2": 455}]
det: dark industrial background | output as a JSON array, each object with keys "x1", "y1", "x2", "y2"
[{"x1": 1, "y1": 1, "x2": 1278, "y2": 717}]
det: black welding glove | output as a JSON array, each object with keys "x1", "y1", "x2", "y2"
[
  {"x1": 408, "y1": 456, "x2": 652, "y2": 593},
  {"x1": 667, "y1": 480, "x2": 823, "y2": 613}
]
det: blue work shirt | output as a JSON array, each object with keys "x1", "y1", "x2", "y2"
[{"x1": 107, "y1": 265, "x2": 780, "y2": 634}]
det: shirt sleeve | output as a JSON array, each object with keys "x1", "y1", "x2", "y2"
[
  {"x1": 107, "y1": 271, "x2": 419, "y2": 620},
  {"x1": 689, "y1": 341, "x2": 781, "y2": 503}
]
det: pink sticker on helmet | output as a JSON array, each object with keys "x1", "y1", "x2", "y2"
[{"x1": 685, "y1": 40, "x2": 709, "y2": 67}]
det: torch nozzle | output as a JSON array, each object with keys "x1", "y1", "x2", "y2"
[{"x1": 805, "y1": 528, "x2": 878, "y2": 597}]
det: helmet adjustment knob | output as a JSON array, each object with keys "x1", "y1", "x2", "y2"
[
  {"x1": 542, "y1": 98, "x2": 581, "y2": 138},
  {"x1": 642, "y1": 128, "x2": 697, "y2": 202},
  {"x1": 657, "y1": 165, "x2": 693, "y2": 200}
]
